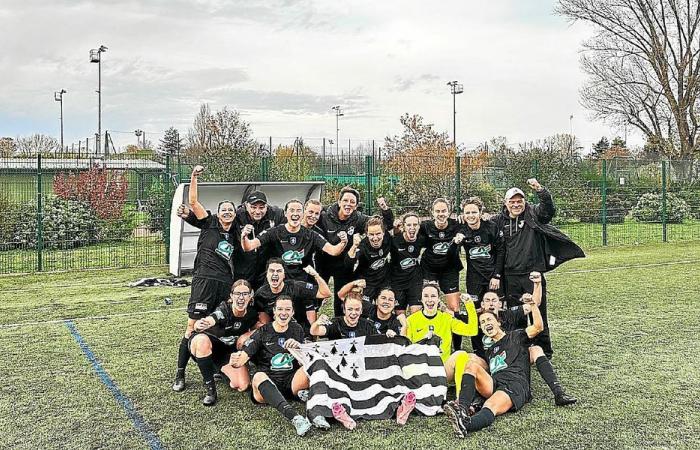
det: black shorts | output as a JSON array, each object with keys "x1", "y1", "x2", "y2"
[
  {"x1": 250, "y1": 370, "x2": 297, "y2": 404},
  {"x1": 422, "y1": 268, "x2": 460, "y2": 294},
  {"x1": 493, "y1": 374, "x2": 532, "y2": 411},
  {"x1": 393, "y1": 279, "x2": 422, "y2": 309},
  {"x1": 189, "y1": 332, "x2": 236, "y2": 367},
  {"x1": 187, "y1": 277, "x2": 232, "y2": 320}
]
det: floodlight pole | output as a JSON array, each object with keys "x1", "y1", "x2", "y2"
[
  {"x1": 90, "y1": 45, "x2": 108, "y2": 155},
  {"x1": 332, "y1": 105, "x2": 344, "y2": 156},
  {"x1": 54, "y1": 89, "x2": 66, "y2": 153},
  {"x1": 447, "y1": 81, "x2": 463, "y2": 149}
]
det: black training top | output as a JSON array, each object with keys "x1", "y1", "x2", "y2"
[
  {"x1": 461, "y1": 219, "x2": 505, "y2": 282},
  {"x1": 258, "y1": 224, "x2": 328, "y2": 281},
  {"x1": 254, "y1": 280, "x2": 318, "y2": 327},
  {"x1": 324, "y1": 317, "x2": 379, "y2": 339},
  {"x1": 187, "y1": 212, "x2": 236, "y2": 283},
  {"x1": 419, "y1": 219, "x2": 463, "y2": 272},
  {"x1": 233, "y1": 205, "x2": 285, "y2": 281},
  {"x1": 206, "y1": 301, "x2": 259, "y2": 346},
  {"x1": 346, "y1": 231, "x2": 392, "y2": 289},
  {"x1": 243, "y1": 322, "x2": 305, "y2": 375},
  {"x1": 486, "y1": 329, "x2": 531, "y2": 388},
  {"x1": 361, "y1": 300, "x2": 402, "y2": 335},
  {"x1": 390, "y1": 233, "x2": 426, "y2": 288}
]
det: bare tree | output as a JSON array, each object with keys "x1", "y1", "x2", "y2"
[
  {"x1": 556, "y1": 0, "x2": 700, "y2": 158},
  {"x1": 186, "y1": 103, "x2": 256, "y2": 153},
  {"x1": 15, "y1": 134, "x2": 59, "y2": 156},
  {"x1": 0, "y1": 137, "x2": 16, "y2": 157}
]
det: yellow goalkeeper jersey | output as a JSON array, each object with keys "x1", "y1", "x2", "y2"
[{"x1": 406, "y1": 302, "x2": 478, "y2": 362}]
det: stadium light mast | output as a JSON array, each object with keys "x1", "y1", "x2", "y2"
[
  {"x1": 447, "y1": 81, "x2": 463, "y2": 149},
  {"x1": 135, "y1": 129, "x2": 143, "y2": 149},
  {"x1": 54, "y1": 89, "x2": 67, "y2": 153},
  {"x1": 90, "y1": 45, "x2": 108, "y2": 155},
  {"x1": 331, "y1": 105, "x2": 344, "y2": 155}
]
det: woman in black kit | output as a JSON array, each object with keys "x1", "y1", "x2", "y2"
[{"x1": 172, "y1": 165, "x2": 238, "y2": 393}]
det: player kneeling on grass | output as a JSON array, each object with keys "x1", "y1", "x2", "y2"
[
  {"x1": 480, "y1": 272, "x2": 576, "y2": 407},
  {"x1": 229, "y1": 296, "x2": 323, "y2": 436},
  {"x1": 443, "y1": 299, "x2": 544, "y2": 437},
  {"x1": 404, "y1": 283, "x2": 479, "y2": 403},
  {"x1": 189, "y1": 280, "x2": 261, "y2": 406}
]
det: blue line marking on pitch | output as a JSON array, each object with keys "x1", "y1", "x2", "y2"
[{"x1": 65, "y1": 320, "x2": 164, "y2": 450}]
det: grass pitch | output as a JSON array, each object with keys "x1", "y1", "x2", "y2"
[{"x1": 1, "y1": 242, "x2": 699, "y2": 449}]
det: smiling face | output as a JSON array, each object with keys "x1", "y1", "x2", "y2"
[
  {"x1": 247, "y1": 201, "x2": 268, "y2": 221},
  {"x1": 432, "y1": 201, "x2": 450, "y2": 227},
  {"x1": 376, "y1": 289, "x2": 396, "y2": 315},
  {"x1": 273, "y1": 299, "x2": 294, "y2": 326},
  {"x1": 462, "y1": 203, "x2": 481, "y2": 228},
  {"x1": 479, "y1": 311, "x2": 502, "y2": 337},
  {"x1": 217, "y1": 202, "x2": 236, "y2": 226},
  {"x1": 481, "y1": 291, "x2": 502, "y2": 313},
  {"x1": 403, "y1": 215, "x2": 420, "y2": 241},
  {"x1": 367, "y1": 224, "x2": 384, "y2": 249},
  {"x1": 229, "y1": 284, "x2": 252, "y2": 312},
  {"x1": 338, "y1": 192, "x2": 358, "y2": 218},
  {"x1": 285, "y1": 201, "x2": 303, "y2": 228},
  {"x1": 303, "y1": 202, "x2": 322, "y2": 227},
  {"x1": 506, "y1": 195, "x2": 525, "y2": 218},
  {"x1": 266, "y1": 262, "x2": 285, "y2": 290},
  {"x1": 344, "y1": 297, "x2": 363, "y2": 326},
  {"x1": 421, "y1": 285, "x2": 440, "y2": 314}
]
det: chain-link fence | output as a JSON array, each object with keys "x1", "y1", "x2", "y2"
[{"x1": 1, "y1": 152, "x2": 699, "y2": 274}]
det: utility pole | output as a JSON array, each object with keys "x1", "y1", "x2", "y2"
[
  {"x1": 90, "y1": 45, "x2": 108, "y2": 155},
  {"x1": 54, "y1": 89, "x2": 66, "y2": 153},
  {"x1": 331, "y1": 105, "x2": 344, "y2": 156},
  {"x1": 447, "y1": 81, "x2": 463, "y2": 149}
]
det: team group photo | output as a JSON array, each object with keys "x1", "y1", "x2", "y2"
[{"x1": 2, "y1": 1, "x2": 699, "y2": 449}]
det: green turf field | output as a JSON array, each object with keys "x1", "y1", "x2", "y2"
[{"x1": 1, "y1": 242, "x2": 699, "y2": 449}]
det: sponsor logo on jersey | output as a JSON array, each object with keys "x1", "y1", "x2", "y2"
[
  {"x1": 489, "y1": 350, "x2": 507, "y2": 374},
  {"x1": 215, "y1": 240, "x2": 234, "y2": 261},
  {"x1": 400, "y1": 258, "x2": 416, "y2": 269},
  {"x1": 289, "y1": 236, "x2": 297, "y2": 245},
  {"x1": 270, "y1": 353, "x2": 295, "y2": 371},
  {"x1": 469, "y1": 244, "x2": 492, "y2": 259},
  {"x1": 194, "y1": 303, "x2": 208, "y2": 312},
  {"x1": 281, "y1": 249, "x2": 304, "y2": 265},
  {"x1": 220, "y1": 336, "x2": 236, "y2": 346},
  {"x1": 432, "y1": 242, "x2": 450, "y2": 255},
  {"x1": 370, "y1": 258, "x2": 387, "y2": 270},
  {"x1": 482, "y1": 336, "x2": 495, "y2": 350}
]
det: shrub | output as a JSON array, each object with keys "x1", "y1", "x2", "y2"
[
  {"x1": 14, "y1": 197, "x2": 99, "y2": 249},
  {"x1": 579, "y1": 194, "x2": 627, "y2": 224},
  {"x1": 143, "y1": 180, "x2": 170, "y2": 232},
  {"x1": 97, "y1": 205, "x2": 138, "y2": 242},
  {"x1": 631, "y1": 192, "x2": 690, "y2": 223},
  {"x1": 53, "y1": 165, "x2": 129, "y2": 220},
  {"x1": 0, "y1": 191, "x2": 23, "y2": 248}
]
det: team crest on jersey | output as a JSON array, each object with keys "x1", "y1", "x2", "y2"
[
  {"x1": 408, "y1": 245, "x2": 414, "y2": 253},
  {"x1": 370, "y1": 258, "x2": 387, "y2": 270},
  {"x1": 278, "y1": 337, "x2": 286, "y2": 347},
  {"x1": 378, "y1": 249, "x2": 383, "y2": 256},
  {"x1": 474, "y1": 235, "x2": 481, "y2": 243},
  {"x1": 270, "y1": 353, "x2": 294, "y2": 371},
  {"x1": 233, "y1": 322, "x2": 242, "y2": 329},
  {"x1": 432, "y1": 242, "x2": 450, "y2": 255},
  {"x1": 282, "y1": 249, "x2": 304, "y2": 265},
  {"x1": 375, "y1": 322, "x2": 381, "y2": 330},
  {"x1": 469, "y1": 244, "x2": 491, "y2": 259},
  {"x1": 428, "y1": 325, "x2": 435, "y2": 332},
  {"x1": 347, "y1": 226, "x2": 355, "y2": 236},
  {"x1": 290, "y1": 236, "x2": 297, "y2": 245},
  {"x1": 439, "y1": 231, "x2": 445, "y2": 239},
  {"x1": 348, "y1": 331, "x2": 356, "y2": 338}
]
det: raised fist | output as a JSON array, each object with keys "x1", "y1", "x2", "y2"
[
  {"x1": 303, "y1": 266, "x2": 319, "y2": 277},
  {"x1": 192, "y1": 165, "x2": 204, "y2": 177},
  {"x1": 527, "y1": 178, "x2": 543, "y2": 192},
  {"x1": 453, "y1": 233, "x2": 465, "y2": 245},
  {"x1": 177, "y1": 203, "x2": 190, "y2": 219},
  {"x1": 337, "y1": 231, "x2": 349, "y2": 243},
  {"x1": 355, "y1": 279, "x2": 367, "y2": 289},
  {"x1": 377, "y1": 197, "x2": 389, "y2": 210},
  {"x1": 529, "y1": 271, "x2": 542, "y2": 284},
  {"x1": 241, "y1": 224, "x2": 254, "y2": 237},
  {"x1": 353, "y1": 233, "x2": 362, "y2": 247}
]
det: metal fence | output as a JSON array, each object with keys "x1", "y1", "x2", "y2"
[{"x1": 1, "y1": 152, "x2": 699, "y2": 274}]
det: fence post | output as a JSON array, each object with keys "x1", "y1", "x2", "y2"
[
  {"x1": 36, "y1": 153, "x2": 43, "y2": 272},
  {"x1": 365, "y1": 155, "x2": 373, "y2": 215},
  {"x1": 455, "y1": 155, "x2": 462, "y2": 210},
  {"x1": 260, "y1": 156, "x2": 270, "y2": 181},
  {"x1": 662, "y1": 160, "x2": 667, "y2": 242},
  {"x1": 601, "y1": 159, "x2": 608, "y2": 246},
  {"x1": 164, "y1": 152, "x2": 172, "y2": 264}
]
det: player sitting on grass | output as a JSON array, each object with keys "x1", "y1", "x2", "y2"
[
  {"x1": 189, "y1": 280, "x2": 261, "y2": 406},
  {"x1": 404, "y1": 283, "x2": 479, "y2": 403},
  {"x1": 338, "y1": 280, "x2": 406, "y2": 336},
  {"x1": 479, "y1": 272, "x2": 576, "y2": 407},
  {"x1": 443, "y1": 299, "x2": 544, "y2": 437},
  {"x1": 310, "y1": 292, "x2": 380, "y2": 339},
  {"x1": 230, "y1": 296, "x2": 326, "y2": 435}
]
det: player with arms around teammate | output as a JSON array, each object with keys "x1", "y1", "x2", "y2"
[
  {"x1": 241, "y1": 199, "x2": 347, "y2": 282},
  {"x1": 344, "y1": 215, "x2": 393, "y2": 301},
  {"x1": 338, "y1": 283, "x2": 405, "y2": 336},
  {"x1": 390, "y1": 212, "x2": 426, "y2": 315},
  {"x1": 188, "y1": 280, "x2": 261, "y2": 405},
  {"x1": 172, "y1": 165, "x2": 238, "y2": 393},
  {"x1": 310, "y1": 292, "x2": 380, "y2": 339},
  {"x1": 442, "y1": 299, "x2": 545, "y2": 437},
  {"x1": 230, "y1": 296, "x2": 320, "y2": 435}
]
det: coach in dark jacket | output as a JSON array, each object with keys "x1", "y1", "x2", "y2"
[
  {"x1": 316, "y1": 187, "x2": 394, "y2": 316},
  {"x1": 491, "y1": 178, "x2": 584, "y2": 358}
]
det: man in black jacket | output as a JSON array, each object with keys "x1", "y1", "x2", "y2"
[
  {"x1": 491, "y1": 178, "x2": 584, "y2": 358},
  {"x1": 316, "y1": 187, "x2": 394, "y2": 316}
]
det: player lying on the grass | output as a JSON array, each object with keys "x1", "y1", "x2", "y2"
[
  {"x1": 404, "y1": 283, "x2": 479, "y2": 403},
  {"x1": 230, "y1": 296, "x2": 327, "y2": 436},
  {"x1": 338, "y1": 281, "x2": 406, "y2": 336},
  {"x1": 443, "y1": 298, "x2": 545, "y2": 437},
  {"x1": 241, "y1": 199, "x2": 348, "y2": 283},
  {"x1": 188, "y1": 280, "x2": 262, "y2": 406},
  {"x1": 310, "y1": 292, "x2": 380, "y2": 339},
  {"x1": 390, "y1": 212, "x2": 426, "y2": 315},
  {"x1": 344, "y1": 215, "x2": 393, "y2": 301},
  {"x1": 420, "y1": 198, "x2": 467, "y2": 350},
  {"x1": 254, "y1": 258, "x2": 330, "y2": 336},
  {"x1": 479, "y1": 273, "x2": 576, "y2": 406},
  {"x1": 173, "y1": 165, "x2": 237, "y2": 393}
]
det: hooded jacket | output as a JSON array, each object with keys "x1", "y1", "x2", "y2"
[
  {"x1": 491, "y1": 188, "x2": 584, "y2": 274},
  {"x1": 233, "y1": 204, "x2": 285, "y2": 280}
]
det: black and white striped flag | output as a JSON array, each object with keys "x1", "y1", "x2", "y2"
[{"x1": 291, "y1": 335, "x2": 447, "y2": 420}]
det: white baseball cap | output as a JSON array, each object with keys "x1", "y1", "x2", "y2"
[{"x1": 504, "y1": 187, "x2": 526, "y2": 201}]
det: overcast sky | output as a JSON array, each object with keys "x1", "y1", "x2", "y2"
[{"x1": 0, "y1": 0, "x2": 641, "y2": 152}]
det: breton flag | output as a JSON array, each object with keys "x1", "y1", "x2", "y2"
[{"x1": 290, "y1": 335, "x2": 447, "y2": 420}]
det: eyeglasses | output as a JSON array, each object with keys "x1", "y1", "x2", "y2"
[{"x1": 231, "y1": 292, "x2": 251, "y2": 298}]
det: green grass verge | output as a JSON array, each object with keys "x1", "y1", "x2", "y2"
[{"x1": 0, "y1": 241, "x2": 699, "y2": 449}]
